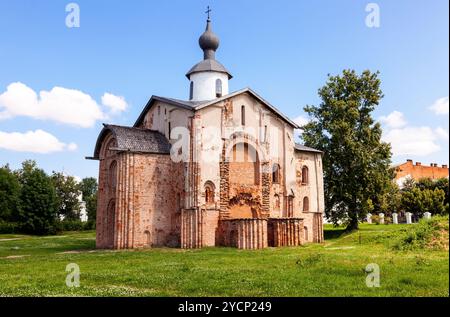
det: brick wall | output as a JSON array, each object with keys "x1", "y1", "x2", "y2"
[
  {"x1": 96, "y1": 133, "x2": 185, "y2": 249},
  {"x1": 395, "y1": 160, "x2": 449, "y2": 182}
]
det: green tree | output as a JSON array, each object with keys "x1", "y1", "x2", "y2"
[
  {"x1": 427, "y1": 188, "x2": 446, "y2": 215},
  {"x1": 16, "y1": 160, "x2": 58, "y2": 235},
  {"x1": 377, "y1": 181, "x2": 401, "y2": 216},
  {"x1": 416, "y1": 177, "x2": 449, "y2": 206},
  {"x1": 400, "y1": 187, "x2": 446, "y2": 217},
  {"x1": 80, "y1": 177, "x2": 98, "y2": 221},
  {"x1": 51, "y1": 172, "x2": 81, "y2": 221},
  {"x1": 302, "y1": 70, "x2": 393, "y2": 230},
  {"x1": 434, "y1": 178, "x2": 449, "y2": 206},
  {"x1": 0, "y1": 166, "x2": 21, "y2": 222}
]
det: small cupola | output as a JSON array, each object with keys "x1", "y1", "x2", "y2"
[{"x1": 186, "y1": 8, "x2": 232, "y2": 101}]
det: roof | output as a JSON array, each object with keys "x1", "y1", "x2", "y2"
[
  {"x1": 134, "y1": 87, "x2": 300, "y2": 129},
  {"x1": 294, "y1": 143, "x2": 323, "y2": 154},
  {"x1": 186, "y1": 59, "x2": 232, "y2": 79},
  {"x1": 92, "y1": 124, "x2": 171, "y2": 159}
]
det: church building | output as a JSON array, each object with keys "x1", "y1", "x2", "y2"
[{"x1": 90, "y1": 15, "x2": 325, "y2": 250}]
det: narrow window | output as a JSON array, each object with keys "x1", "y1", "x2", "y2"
[
  {"x1": 303, "y1": 197, "x2": 309, "y2": 212},
  {"x1": 168, "y1": 122, "x2": 171, "y2": 139},
  {"x1": 272, "y1": 164, "x2": 280, "y2": 184},
  {"x1": 241, "y1": 105, "x2": 245, "y2": 126},
  {"x1": 215, "y1": 79, "x2": 222, "y2": 98},
  {"x1": 109, "y1": 161, "x2": 117, "y2": 190},
  {"x1": 304, "y1": 226, "x2": 308, "y2": 241},
  {"x1": 189, "y1": 81, "x2": 194, "y2": 100},
  {"x1": 302, "y1": 166, "x2": 309, "y2": 184},
  {"x1": 264, "y1": 125, "x2": 268, "y2": 142}
]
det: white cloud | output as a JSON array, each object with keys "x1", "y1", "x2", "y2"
[
  {"x1": 435, "y1": 127, "x2": 449, "y2": 141},
  {"x1": 293, "y1": 115, "x2": 309, "y2": 128},
  {"x1": 429, "y1": 96, "x2": 449, "y2": 115},
  {"x1": 379, "y1": 111, "x2": 407, "y2": 128},
  {"x1": 101, "y1": 93, "x2": 128, "y2": 113},
  {"x1": 0, "y1": 129, "x2": 77, "y2": 154},
  {"x1": 382, "y1": 126, "x2": 441, "y2": 157},
  {"x1": 67, "y1": 142, "x2": 78, "y2": 151},
  {"x1": 0, "y1": 82, "x2": 127, "y2": 128}
]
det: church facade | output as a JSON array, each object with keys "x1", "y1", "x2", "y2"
[{"x1": 91, "y1": 17, "x2": 325, "y2": 250}]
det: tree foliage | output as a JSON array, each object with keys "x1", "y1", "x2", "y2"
[
  {"x1": 51, "y1": 172, "x2": 81, "y2": 221},
  {"x1": 400, "y1": 178, "x2": 448, "y2": 217},
  {"x1": 16, "y1": 160, "x2": 58, "y2": 235},
  {"x1": 80, "y1": 177, "x2": 98, "y2": 222},
  {"x1": 0, "y1": 165, "x2": 21, "y2": 222},
  {"x1": 302, "y1": 69, "x2": 393, "y2": 230}
]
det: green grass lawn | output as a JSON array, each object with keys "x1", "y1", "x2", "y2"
[{"x1": 0, "y1": 221, "x2": 448, "y2": 297}]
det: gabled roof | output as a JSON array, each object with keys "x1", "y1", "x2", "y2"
[
  {"x1": 92, "y1": 124, "x2": 171, "y2": 159},
  {"x1": 294, "y1": 143, "x2": 323, "y2": 154},
  {"x1": 134, "y1": 88, "x2": 300, "y2": 129}
]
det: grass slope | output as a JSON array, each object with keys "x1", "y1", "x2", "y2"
[{"x1": 0, "y1": 219, "x2": 448, "y2": 297}]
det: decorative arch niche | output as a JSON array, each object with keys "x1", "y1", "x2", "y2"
[
  {"x1": 204, "y1": 181, "x2": 216, "y2": 205},
  {"x1": 106, "y1": 199, "x2": 116, "y2": 248}
]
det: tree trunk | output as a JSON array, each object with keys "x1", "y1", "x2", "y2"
[
  {"x1": 346, "y1": 200, "x2": 359, "y2": 232},
  {"x1": 345, "y1": 216, "x2": 359, "y2": 232}
]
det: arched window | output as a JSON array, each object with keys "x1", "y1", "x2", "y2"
[
  {"x1": 241, "y1": 105, "x2": 245, "y2": 126},
  {"x1": 274, "y1": 194, "x2": 280, "y2": 210},
  {"x1": 189, "y1": 81, "x2": 194, "y2": 100},
  {"x1": 204, "y1": 181, "x2": 215, "y2": 204},
  {"x1": 303, "y1": 196, "x2": 309, "y2": 212},
  {"x1": 272, "y1": 163, "x2": 280, "y2": 184},
  {"x1": 109, "y1": 161, "x2": 117, "y2": 191},
  {"x1": 215, "y1": 79, "x2": 222, "y2": 98},
  {"x1": 302, "y1": 166, "x2": 309, "y2": 184}
]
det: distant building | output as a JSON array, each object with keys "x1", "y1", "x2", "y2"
[{"x1": 393, "y1": 159, "x2": 449, "y2": 188}]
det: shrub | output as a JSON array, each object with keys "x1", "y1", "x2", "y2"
[
  {"x1": 391, "y1": 215, "x2": 449, "y2": 251},
  {"x1": 0, "y1": 221, "x2": 20, "y2": 234},
  {"x1": 371, "y1": 215, "x2": 380, "y2": 224},
  {"x1": 58, "y1": 220, "x2": 95, "y2": 232}
]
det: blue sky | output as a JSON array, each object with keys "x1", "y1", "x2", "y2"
[{"x1": 0, "y1": 0, "x2": 448, "y2": 179}]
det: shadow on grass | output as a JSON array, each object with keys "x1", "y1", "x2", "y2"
[{"x1": 324, "y1": 228, "x2": 348, "y2": 240}]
